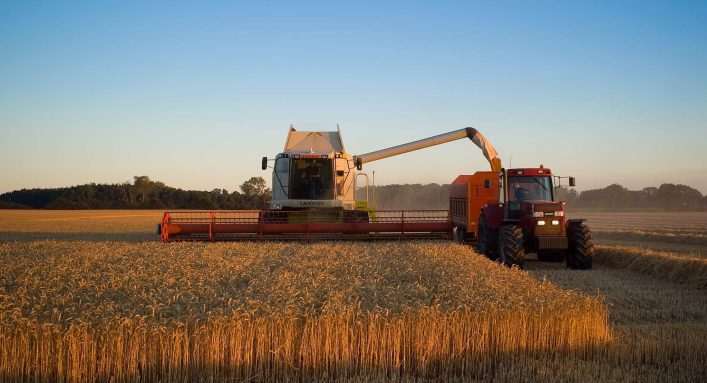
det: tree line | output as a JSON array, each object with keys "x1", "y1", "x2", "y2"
[
  {"x1": 0, "y1": 176, "x2": 272, "y2": 210},
  {"x1": 556, "y1": 183, "x2": 706, "y2": 211},
  {"x1": 1, "y1": 177, "x2": 705, "y2": 211},
  {"x1": 371, "y1": 182, "x2": 707, "y2": 211}
]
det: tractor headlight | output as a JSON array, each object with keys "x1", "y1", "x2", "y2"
[
  {"x1": 533, "y1": 212, "x2": 544, "y2": 218},
  {"x1": 551, "y1": 220, "x2": 560, "y2": 225},
  {"x1": 554, "y1": 211, "x2": 564, "y2": 217},
  {"x1": 536, "y1": 220, "x2": 546, "y2": 226},
  {"x1": 271, "y1": 203, "x2": 282, "y2": 210}
]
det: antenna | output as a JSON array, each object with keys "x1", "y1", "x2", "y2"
[{"x1": 509, "y1": 155, "x2": 512, "y2": 169}]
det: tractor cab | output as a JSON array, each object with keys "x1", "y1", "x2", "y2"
[
  {"x1": 504, "y1": 171, "x2": 555, "y2": 219},
  {"x1": 500, "y1": 167, "x2": 568, "y2": 234},
  {"x1": 470, "y1": 165, "x2": 592, "y2": 270}
]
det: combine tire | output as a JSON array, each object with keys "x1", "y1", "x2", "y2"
[
  {"x1": 498, "y1": 224, "x2": 525, "y2": 268},
  {"x1": 343, "y1": 210, "x2": 369, "y2": 223},
  {"x1": 477, "y1": 215, "x2": 499, "y2": 260},
  {"x1": 566, "y1": 222, "x2": 594, "y2": 270}
]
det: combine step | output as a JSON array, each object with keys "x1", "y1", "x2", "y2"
[{"x1": 160, "y1": 210, "x2": 453, "y2": 242}]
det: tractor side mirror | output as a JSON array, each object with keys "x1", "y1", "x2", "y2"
[
  {"x1": 261, "y1": 157, "x2": 268, "y2": 170},
  {"x1": 569, "y1": 177, "x2": 576, "y2": 187},
  {"x1": 484, "y1": 179, "x2": 490, "y2": 188}
]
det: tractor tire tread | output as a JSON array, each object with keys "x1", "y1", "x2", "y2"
[
  {"x1": 567, "y1": 222, "x2": 594, "y2": 270},
  {"x1": 499, "y1": 224, "x2": 525, "y2": 268}
]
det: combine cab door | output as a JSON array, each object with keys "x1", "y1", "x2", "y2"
[
  {"x1": 272, "y1": 157, "x2": 290, "y2": 202},
  {"x1": 335, "y1": 158, "x2": 354, "y2": 203}
]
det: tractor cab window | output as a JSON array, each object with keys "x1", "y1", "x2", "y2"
[
  {"x1": 507, "y1": 176, "x2": 553, "y2": 204},
  {"x1": 290, "y1": 158, "x2": 334, "y2": 200}
]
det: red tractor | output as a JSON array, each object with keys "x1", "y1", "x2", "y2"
[{"x1": 450, "y1": 166, "x2": 594, "y2": 269}]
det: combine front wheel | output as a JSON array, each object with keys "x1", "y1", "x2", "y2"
[
  {"x1": 498, "y1": 224, "x2": 525, "y2": 268},
  {"x1": 566, "y1": 222, "x2": 594, "y2": 270}
]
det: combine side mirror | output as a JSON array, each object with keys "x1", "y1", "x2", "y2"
[
  {"x1": 569, "y1": 177, "x2": 576, "y2": 187},
  {"x1": 261, "y1": 157, "x2": 268, "y2": 170},
  {"x1": 484, "y1": 179, "x2": 490, "y2": 189}
]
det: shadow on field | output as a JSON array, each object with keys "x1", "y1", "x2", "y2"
[
  {"x1": 0, "y1": 231, "x2": 157, "y2": 242},
  {"x1": 522, "y1": 257, "x2": 569, "y2": 271},
  {"x1": 0, "y1": 346, "x2": 616, "y2": 383}
]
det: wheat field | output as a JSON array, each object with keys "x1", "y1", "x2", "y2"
[{"x1": 0, "y1": 210, "x2": 706, "y2": 382}]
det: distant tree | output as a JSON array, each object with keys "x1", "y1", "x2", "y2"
[
  {"x1": 642, "y1": 187, "x2": 659, "y2": 197},
  {"x1": 656, "y1": 183, "x2": 703, "y2": 210},
  {"x1": 0, "y1": 200, "x2": 32, "y2": 209},
  {"x1": 555, "y1": 187, "x2": 579, "y2": 204},
  {"x1": 240, "y1": 177, "x2": 271, "y2": 209},
  {"x1": 577, "y1": 183, "x2": 635, "y2": 209}
]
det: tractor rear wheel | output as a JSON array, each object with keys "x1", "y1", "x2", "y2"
[
  {"x1": 477, "y1": 215, "x2": 498, "y2": 260},
  {"x1": 498, "y1": 224, "x2": 525, "y2": 268},
  {"x1": 566, "y1": 222, "x2": 594, "y2": 270}
]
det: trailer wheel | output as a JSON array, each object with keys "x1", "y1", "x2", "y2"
[
  {"x1": 453, "y1": 226, "x2": 466, "y2": 244},
  {"x1": 498, "y1": 224, "x2": 525, "y2": 268},
  {"x1": 477, "y1": 215, "x2": 498, "y2": 260},
  {"x1": 566, "y1": 222, "x2": 594, "y2": 270}
]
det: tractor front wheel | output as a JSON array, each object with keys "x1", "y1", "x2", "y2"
[
  {"x1": 566, "y1": 222, "x2": 594, "y2": 270},
  {"x1": 477, "y1": 215, "x2": 498, "y2": 260},
  {"x1": 498, "y1": 224, "x2": 525, "y2": 268}
]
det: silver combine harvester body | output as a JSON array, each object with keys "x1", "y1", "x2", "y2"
[
  {"x1": 267, "y1": 125, "x2": 358, "y2": 210},
  {"x1": 264, "y1": 125, "x2": 500, "y2": 211}
]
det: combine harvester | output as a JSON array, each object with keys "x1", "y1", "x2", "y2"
[{"x1": 159, "y1": 126, "x2": 593, "y2": 269}]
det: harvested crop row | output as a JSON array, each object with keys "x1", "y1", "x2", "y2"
[
  {"x1": 0, "y1": 210, "x2": 161, "y2": 242},
  {"x1": 571, "y1": 211, "x2": 707, "y2": 232},
  {"x1": 594, "y1": 245, "x2": 707, "y2": 288},
  {"x1": 593, "y1": 230, "x2": 707, "y2": 247},
  {"x1": 0, "y1": 241, "x2": 610, "y2": 382}
]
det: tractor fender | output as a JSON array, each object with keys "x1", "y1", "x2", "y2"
[
  {"x1": 481, "y1": 204, "x2": 504, "y2": 230},
  {"x1": 566, "y1": 218, "x2": 587, "y2": 225}
]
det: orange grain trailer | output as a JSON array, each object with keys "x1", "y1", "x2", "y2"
[{"x1": 449, "y1": 171, "x2": 500, "y2": 242}]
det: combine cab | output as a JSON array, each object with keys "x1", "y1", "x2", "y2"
[
  {"x1": 450, "y1": 167, "x2": 594, "y2": 269},
  {"x1": 266, "y1": 125, "x2": 362, "y2": 213}
]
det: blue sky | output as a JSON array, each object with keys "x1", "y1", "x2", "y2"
[{"x1": 1, "y1": 1, "x2": 706, "y2": 193}]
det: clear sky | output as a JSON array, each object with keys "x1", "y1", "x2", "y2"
[{"x1": 1, "y1": 1, "x2": 706, "y2": 194}]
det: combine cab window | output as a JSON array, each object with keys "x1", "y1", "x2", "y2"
[
  {"x1": 289, "y1": 159, "x2": 334, "y2": 200},
  {"x1": 508, "y1": 176, "x2": 553, "y2": 203}
]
